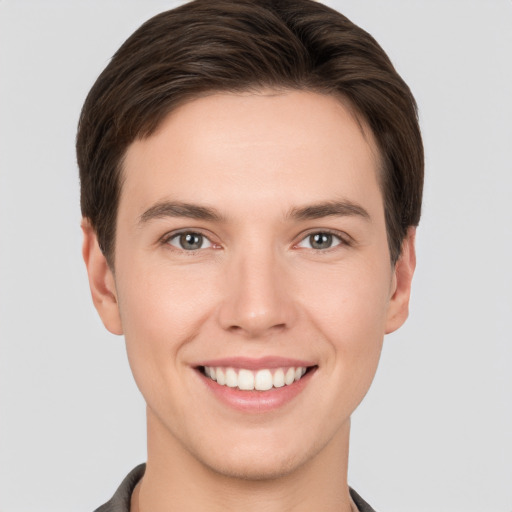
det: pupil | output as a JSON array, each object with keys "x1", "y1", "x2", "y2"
[
  {"x1": 311, "y1": 233, "x2": 332, "y2": 249},
  {"x1": 180, "y1": 233, "x2": 202, "y2": 250}
]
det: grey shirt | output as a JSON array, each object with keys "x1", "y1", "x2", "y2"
[{"x1": 94, "y1": 463, "x2": 377, "y2": 512}]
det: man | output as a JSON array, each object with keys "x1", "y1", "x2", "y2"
[{"x1": 77, "y1": 0, "x2": 423, "y2": 510}]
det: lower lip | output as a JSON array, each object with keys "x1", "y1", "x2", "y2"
[{"x1": 198, "y1": 369, "x2": 315, "y2": 413}]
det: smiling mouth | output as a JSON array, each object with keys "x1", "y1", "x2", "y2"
[{"x1": 199, "y1": 365, "x2": 316, "y2": 391}]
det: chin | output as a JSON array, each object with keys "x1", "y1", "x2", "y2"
[
  {"x1": 189, "y1": 426, "x2": 330, "y2": 483},
  {"x1": 201, "y1": 449, "x2": 306, "y2": 482}
]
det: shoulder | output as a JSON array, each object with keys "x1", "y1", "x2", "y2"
[
  {"x1": 93, "y1": 466, "x2": 377, "y2": 512},
  {"x1": 350, "y1": 487, "x2": 378, "y2": 512},
  {"x1": 94, "y1": 464, "x2": 146, "y2": 512}
]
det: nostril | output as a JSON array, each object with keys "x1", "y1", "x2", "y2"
[{"x1": 226, "y1": 322, "x2": 287, "y2": 336}]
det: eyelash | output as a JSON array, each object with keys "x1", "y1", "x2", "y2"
[
  {"x1": 294, "y1": 230, "x2": 350, "y2": 251},
  {"x1": 162, "y1": 230, "x2": 216, "y2": 252},
  {"x1": 160, "y1": 229, "x2": 351, "y2": 253}
]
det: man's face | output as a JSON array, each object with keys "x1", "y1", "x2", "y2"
[{"x1": 84, "y1": 90, "x2": 414, "y2": 479}]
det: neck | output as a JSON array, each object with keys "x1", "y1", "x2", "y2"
[{"x1": 133, "y1": 408, "x2": 356, "y2": 512}]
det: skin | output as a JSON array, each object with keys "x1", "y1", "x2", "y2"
[{"x1": 82, "y1": 90, "x2": 416, "y2": 512}]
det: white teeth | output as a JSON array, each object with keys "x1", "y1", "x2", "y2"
[
  {"x1": 255, "y1": 369, "x2": 273, "y2": 391},
  {"x1": 238, "y1": 369, "x2": 255, "y2": 390},
  {"x1": 203, "y1": 366, "x2": 309, "y2": 391},
  {"x1": 273, "y1": 368, "x2": 285, "y2": 388},
  {"x1": 285, "y1": 367, "x2": 295, "y2": 385},
  {"x1": 225, "y1": 368, "x2": 237, "y2": 387},
  {"x1": 216, "y1": 368, "x2": 226, "y2": 385},
  {"x1": 295, "y1": 367, "x2": 306, "y2": 381}
]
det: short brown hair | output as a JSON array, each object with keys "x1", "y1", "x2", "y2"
[{"x1": 77, "y1": 0, "x2": 423, "y2": 265}]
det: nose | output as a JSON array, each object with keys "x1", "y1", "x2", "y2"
[{"x1": 217, "y1": 247, "x2": 297, "y2": 338}]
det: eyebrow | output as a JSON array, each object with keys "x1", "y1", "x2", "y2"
[
  {"x1": 138, "y1": 199, "x2": 370, "y2": 225},
  {"x1": 139, "y1": 201, "x2": 224, "y2": 224},
  {"x1": 287, "y1": 200, "x2": 371, "y2": 222}
]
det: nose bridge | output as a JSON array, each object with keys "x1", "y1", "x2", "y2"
[{"x1": 217, "y1": 241, "x2": 294, "y2": 337}]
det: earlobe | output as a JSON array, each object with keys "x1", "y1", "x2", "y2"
[
  {"x1": 81, "y1": 219, "x2": 123, "y2": 335},
  {"x1": 385, "y1": 227, "x2": 417, "y2": 334}
]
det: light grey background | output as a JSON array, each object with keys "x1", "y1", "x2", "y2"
[{"x1": 1, "y1": 1, "x2": 511, "y2": 511}]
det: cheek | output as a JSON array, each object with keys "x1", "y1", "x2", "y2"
[
  {"x1": 300, "y1": 268, "x2": 388, "y2": 417},
  {"x1": 118, "y1": 258, "x2": 214, "y2": 332},
  {"x1": 115, "y1": 261, "x2": 218, "y2": 384},
  {"x1": 302, "y1": 257, "x2": 390, "y2": 322},
  {"x1": 297, "y1": 259, "x2": 390, "y2": 370}
]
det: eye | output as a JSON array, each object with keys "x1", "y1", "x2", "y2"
[
  {"x1": 167, "y1": 232, "x2": 213, "y2": 251},
  {"x1": 297, "y1": 231, "x2": 344, "y2": 250}
]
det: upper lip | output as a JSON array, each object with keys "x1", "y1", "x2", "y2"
[{"x1": 195, "y1": 356, "x2": 316, "y2": 370}]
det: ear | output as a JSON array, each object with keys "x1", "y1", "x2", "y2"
[
  {"x1": 385, "y1": 227, "x2": 417, "y2": 334},
  {"x1": 81, "y1": 219, "x2": 123, "y2": 335}
]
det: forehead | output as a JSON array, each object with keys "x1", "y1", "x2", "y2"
[{"x1": 120, "y1": 90, "x2": 382, "y2": 218}]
